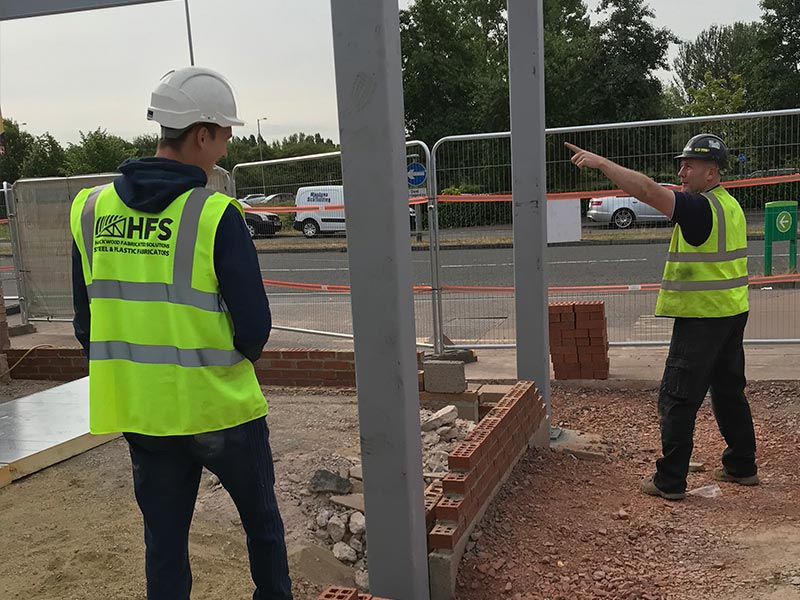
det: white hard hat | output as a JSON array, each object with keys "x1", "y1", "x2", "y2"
[{"x1": 147, "y1": 66, "x2": 244, "y2": 132}]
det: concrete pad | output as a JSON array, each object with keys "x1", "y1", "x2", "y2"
[
  {"x1": 423, "y1": 360, "x2": 467, "y2": 394},
  {"x1": 0, "y1": 377, "x2": 120, "y2": 483},
  {"x1": 550, "y1": 428, "x2": 609, "y2": 461},
  {"x1": 478, "y1": 383, "x2": 513, "y2": 404},
  {"x1": 330, "y1": 493, "x2": 365, "y2": 512}
]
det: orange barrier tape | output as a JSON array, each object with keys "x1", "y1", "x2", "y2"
[
  {"x1": 244, "y1": 173, "x2": 800, "y2": 213},
  {"x1": 262, "y1": 273, "x2": 800, "y2": 295}
]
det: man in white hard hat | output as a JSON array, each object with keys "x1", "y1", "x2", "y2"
[{"x1": 70, "y1": 67, "x2": 293, "y2": 599}]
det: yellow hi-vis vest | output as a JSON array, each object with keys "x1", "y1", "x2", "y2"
[
  {"x1": 70, "y1": 184, "x2": 267, "y2": 436},
  {"x1": 655, "y1": 185, "x2": 749, "y2": 318}
]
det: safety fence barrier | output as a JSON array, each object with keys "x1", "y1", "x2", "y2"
[{"x1": 3, "y1": 109, "x2": 799, "y2": 349}]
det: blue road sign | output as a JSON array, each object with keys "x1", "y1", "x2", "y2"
[{"x1": 407, "y1": 162, "x2": 427, "y2": 187}]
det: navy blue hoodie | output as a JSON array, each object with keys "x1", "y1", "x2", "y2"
[{"x1": 72, "y1": 157, "x2": 271, "y2": 362}]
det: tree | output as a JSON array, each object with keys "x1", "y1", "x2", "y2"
[
  {"x1": 64, "y1": 129, "x2": 135, "y2": 176},
  {"x1": 580, "y1": 0, "x2": 678, "y2": 123},
  {"x1": 131, "y1": 134, "x2": 159, "y2": 158},
  {"x1": 20, "y1": 133, "x2": 65, "y2": 178},
  {"x1": 748, "y1": 0, "x2": 800, "y2": 110},
  {"x1": 0, "y1": 119, "x2": 33, "y2": 183},
  {"x1": 683, "y1": 72, "x2": 746, "y2": 117},
  {"x1": 542, "y1": 0, "x2": 598, "y2": 127},
  {"x1": 672, "y1": 22, "x2": 761, "y2": 104}
]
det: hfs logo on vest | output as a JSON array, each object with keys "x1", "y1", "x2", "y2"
[{"x1": 95, "y1": 215, "x2": 174, "y2": 241}]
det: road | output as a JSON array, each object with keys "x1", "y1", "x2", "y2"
[
  {"x1": 2, "y1": 240, "x2": 797, "y2": 345},
  {"x1": 258, "y1": 240, "x2": 793, "y2": 290}
]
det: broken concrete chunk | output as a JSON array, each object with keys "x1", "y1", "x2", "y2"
[
  {"x1": 327, "y1": 515, "x2": 346, "y2": 543},
  {"x1": 333, "y1": 541, "x2": 358, "y2": 564},
  {"x1": 331, "y1": 493, "x2": 366, "y2": 513},
  {"x1": 309, "y1": 469, "x2": 353, "y2": 494},
  {"x1": 421, "y1": 405, "x2": 459, "y2": 431},
  {"x1": 349, "y1": 511, "x2": 366, "y2": 535}
]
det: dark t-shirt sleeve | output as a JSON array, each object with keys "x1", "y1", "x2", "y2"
[
  {"x1": 671, "y1": 192, "x2": 713, "y2": 247},
  {"x1": 214, "y1": 204, "x2": 272, "y2": 362}
]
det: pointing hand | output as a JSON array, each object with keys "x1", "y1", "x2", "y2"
[{"x1": 565, "y1": 142, "x2": 605, "y2": 170}]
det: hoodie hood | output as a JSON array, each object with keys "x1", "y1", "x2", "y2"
[{"x1": 113, "y1": 157, "x2": 208, "y2": 213}]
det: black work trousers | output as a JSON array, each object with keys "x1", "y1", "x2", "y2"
[
  {"x1": 124, "y1": 417, "x2": 292, "y2": 600},
  {"x1": 653, "y1": 312, "x2": 757, "y2": 494}
]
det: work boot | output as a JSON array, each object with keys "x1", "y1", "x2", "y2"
[
  {"x1": 712, "y1": 467, "x2": 760, "y2": 486},
  {"x1": 640, "y1": 476, "x2": 685, "y2": 501}
]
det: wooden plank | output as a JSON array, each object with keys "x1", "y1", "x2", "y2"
[
  {"x1": 0, "y1": 464, "x2": 11, "y2": 489},
  {"x1": 7, "y1": 432, "x2": 120, "y2": 481}
]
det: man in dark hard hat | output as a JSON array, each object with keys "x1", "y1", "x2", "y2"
[{"x1": 566, "y1": 134, "x2": 758, "y2": 501}]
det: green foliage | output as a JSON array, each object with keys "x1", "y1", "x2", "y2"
[
  {"x1": 579, "y1": 0, "x2": 678, "y2": 123},
  {"x1": 683, "y1": 72, "x2": 746, "y2": 117},
  {"x1": 749, "y1": 0, "x2": 800, "y2": 110},
  {"x1": 64, "y1": 129, "x2": 135, "y2": 176},
  {"x1": 672, "y1": 22, "x2": 761, "y2": 104},
  {"x1": 21, "y1": 133, "x2": 66, "y2": 178},
  {"x1": 130, "y1": 134, "x2": 159, "y2": 158},
  {"x1": 0, "y1": 119, "x2": 34, "y2": 183}
]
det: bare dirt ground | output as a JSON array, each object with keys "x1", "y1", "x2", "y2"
[
  {"x1": 1, "y1": 381, "x2": 798, "y2": 600},
  {"x1": 455, "y1": 381, "x2": 800, "y2": 600}
]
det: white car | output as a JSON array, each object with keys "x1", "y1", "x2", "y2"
[{"x1": 586, "y1": 183, "x2": 674, "y2": 229}]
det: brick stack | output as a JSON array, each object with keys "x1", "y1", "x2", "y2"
[
  {"x1": 317, "y1": 587, "x2": 393, "y2": 600},
  {"x1": 549, "y1": 301, "x2": 609, "y2": 380},
  {"x1": 427, "y1": 381, "x2": 546, "y2": 551}
]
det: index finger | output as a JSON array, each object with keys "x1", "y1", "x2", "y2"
[{"x1": 564, "y1": 142, "x2": 583, "y2": 154}]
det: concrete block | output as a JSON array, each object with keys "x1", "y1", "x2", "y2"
[
  {"x1": 423, "y1": 360, "x2": 467, "y2": 394},
  {"x1": 478, "y1": 383, "x2": 513, "y2": 404}
]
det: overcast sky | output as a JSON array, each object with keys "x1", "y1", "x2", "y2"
[{"x1": 0, "y1": 0, "x2": 762, "y2": 145}]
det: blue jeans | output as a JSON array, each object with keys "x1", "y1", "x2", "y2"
[
  {"x1": 654, "y1": 312, "x2": 757, "y2": 494},
  {"x1": 124, "y1": 418, "x2": 293, "y2": 600}
]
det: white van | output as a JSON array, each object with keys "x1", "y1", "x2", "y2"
[
  {"x1": 293, "y1": 185, "x2": 417, "y2": 238},
  {"x1": 293, "y1": 186, "x2": 346, "y2": 238}
]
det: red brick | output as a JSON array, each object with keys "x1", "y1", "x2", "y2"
[
  {"x1": 323, "y1": 360, "x2": 353, "y2": 371},
  {"x1": 318, "y1": 588, "x2": 359, "y2": 600},
  {"x1": 428, "y1": 522, "x2": 462, "y2": 551},
  {"x1": 442, "y1": 471, "x2": 475, "y2": 495},
  {"x1": 448, "y1": 443, "x2": 480, "y2": 470},
  {"x1": 296, "y1": 360, "x2": 321, "y2": 369},
  {"x1": 435, "y1": 496, "x2": 464, "y2": 522}
]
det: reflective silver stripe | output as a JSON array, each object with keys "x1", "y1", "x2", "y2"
[
  {"x1": 80, "y1": 184, "x2": 111, "y2": 272},
  {"x1": 88, "y1": 280, "x2": 223, "y2": 312},
  {"x1": 667, "y1": 247, "x2": 748, "y2": 263},
  {"x1": 660, "y1": 276, "x2": 750, "y2": 292},
  {"x1": 90, "y1": 341, "x2": 244, "y2": 367},
  {"x1": 173, "y1": 188, "x2": 214, "y2": 286},
  {"x1": 703, "y1": 191, "x2": 727, "y2": 251}
]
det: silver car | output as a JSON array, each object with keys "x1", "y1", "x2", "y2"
[{"x1": 586, "y1": 183, "x2": 674, "y2": 229}]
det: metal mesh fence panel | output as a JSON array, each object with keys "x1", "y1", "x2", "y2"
[
  {"x1": 233, "y1": 141, "x2": 435, "y2": 345},
  {"x1": 11, "y1": 168, "x2": 232, "y2": 321},
  {"x1": 432, "y1": 110, "x2": 800, "y2": 346}
]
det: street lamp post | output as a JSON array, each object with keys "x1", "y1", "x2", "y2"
[{"x1": 256, "y1": 117, "x2": 268, "y2": 194}]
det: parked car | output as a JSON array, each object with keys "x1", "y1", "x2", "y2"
[
  {"x1": 237, "y1": 200, "x2": 282, "y2": 238},
  {"x1": 292, "y1": 185, "x2": 416, "y2": 238},
  {"x1": 586, "y1": 183, "x2": 674, "y2": 229}
]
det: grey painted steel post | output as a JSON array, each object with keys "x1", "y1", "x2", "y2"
[
  {"x1": 329, "y1": 2, "x2": 430, "y2": 599},
  {"x1": 507, "y1": 0, "x2": 550, "y2": 416},
  {"x1": 4, "y1": 182, "x2": 29, "y2": 325},
  {"x1": 428, "y1": 149, "x2": 445, "y2": 355}
]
